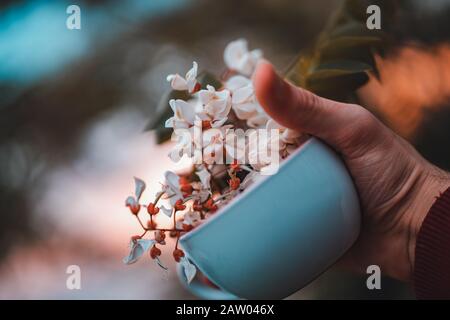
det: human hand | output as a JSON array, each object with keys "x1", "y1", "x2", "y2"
[{"x1": 253, "y1": 60, "x2": 450, "y2": 281}]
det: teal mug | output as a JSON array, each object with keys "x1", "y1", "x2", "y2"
[{"x1": 179, "y1": 137, "x2": 361, "y2": 299}]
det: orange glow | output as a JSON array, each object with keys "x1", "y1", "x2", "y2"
[{"x1": 358, "y1": 44, "x2": 450, "y2": 139}]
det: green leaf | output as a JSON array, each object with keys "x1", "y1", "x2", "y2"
[
  {"x1": 317, "y1": 35, "x2": 383, "y2": 68},
  {"x1": 345, "y1": 0, "x2": 371, "y2": 23},
  {"x1": 328, "y1": 20, "x2": 385, "y2": 39},
  {"x1": 285, "y1": 55, "x2": 312, "y2": 87},
  {"x1": 305, "y1": 60, "x2": 372, "y2": 100},
  {"x1": 310, "y1": 60, "x2": 372, "y2": 73}
]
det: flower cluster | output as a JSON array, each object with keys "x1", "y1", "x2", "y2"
[{"x1": 124, "y1": 39, "x2": 303, "y2": 283}]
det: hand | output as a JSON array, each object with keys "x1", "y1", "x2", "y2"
[{"x1": 253, "y1": 60, "x2": 450, "y2": 282}]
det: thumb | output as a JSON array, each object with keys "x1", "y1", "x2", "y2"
[{"x1": 253, "y1": 60, "x2": 376, "y2": 152}]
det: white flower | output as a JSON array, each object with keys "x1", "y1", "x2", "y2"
[
  {"x1": 180, "y1": 256, "x2": 197, "y2": 284},
  {"x1": 266, "y1": 119, "x2": 301, "y2": 153},
  {"x1": 225, "y1": 75, "x2": 251, "y2": 91},
  {"x1": 231, "y1": 83, "x2": 258, "y2": 119},
  {"x1": 166, "y1": 61, "x2": 199, "y2": 93},
  {"x1": 191, "y1": 167, "x2": 211, "y2": 202},
  {"x1": 123, "y1": 239, "x2": 155, "y2": 264},
  {"x1": 168, "y1": 127, "x2": 196, "y2": 162},
  {"x1": 162, "y1": 171, "x2": 183, "y2": 206},
  {"x1": 247, "y1": 129, "x2": 279, "y2": 171},
  {"x1": 197, "y1": 85, "x2": 231, "y2": 128},
  {"x1": 160, "y1": 205, "x2": 174, "y2": 218},
  {"x1": 202, "y1": 126, "x2": 234, "y2": 164},
  {"x1": 125, "y1": 177, "x2": 146, "y2": 213},
  {"x1": 165, "y1": 99, "x2": 196, "y2": 129},
  {"x1": 226, "y1": 76, "x2": 269, "y2": 128},
  {"x1": 191, "y1": 184, "x2": 211, "y2": 202},
  {"x1": 195, "y1": 167, "x2": 211, "y2": 190},
  {"x1": 246, "y1": 109, "x2": 270, "y2": 128},
  {"x1": 133, "y1": 177, "x2": 146, "y2": 199},
  {"x1": 175, "y1": 219, "x2": 183, "y2": 230},
  {"x1": 183, "y1": 209, "x2": 202, "y2": 226},
  {"x1": 224, "y1": 39, "x2": 262, "y2": 76}
]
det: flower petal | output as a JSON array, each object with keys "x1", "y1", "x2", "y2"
[
  {"x1": 224, "y1": 39, "x2": 248, "y2": 71},
  {"x1": 197, "y1": 88, "x2": 215, "y2": 105},
  {"x1": 134, "y1": 177, "x2": 146, "y2": 200},
  {"x1": 164, "y1": 171, "x2": 180, "y2": 190},
  {"x1": 232, "y1": 102, "x2": 258, "y2": 120},
  {"x1": 125, "y1": 196, "x2": 137, "y2": 207},
  {"x1": 211, "y1": 117, "x2": 228, "y2": 128},
  {"x1": 186, "y1": 61, "x2": 198, "y2": 81},
  {"x1": 123, "y1": 239, "x2": 155, "y2": 264},
  {"x1": 225, "y1": 75, "x2": 251, "y2": 91},
  {"x1": 223, "y1": 39, "x2": 262, "y2": 76},
  {"x1": 183, "y1": 210, "x2": 201, "y2": 225},
  {"x1": 196, "y1": 167, "x2": 211, "y2": 190},
  {"x1": 175, "y1": 99, "x2": 196, "y2": 125},
  {"x1": 247, "y1": 113, "x2": 269, "y2": 128},
  {"x1": 266, "y1": 119, "x2": 282, "y2": 130},
  {"x1": 160, "y1": 205, "x2": 173, "y2": 218},
  {"x1": 232, "y1": 84, "x2": 254, "y2": 104},
  {"x1": 167, "y1": 74, "x2": 188, "y2": 91},
  {"x1": 180, "y1": 257, "x2": 197, "y2": 284}
]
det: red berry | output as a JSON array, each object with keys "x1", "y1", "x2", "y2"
[
  {"x1": 155, "y1": 230, "x2": 166, "y2": 243},
  {"x1": 179, "y1": 176, "x2": 190, "y2": 185},
  {"x1": 147, "y1": 203, "x2": 160, "y2": 215},
  {"x1": 182, "y1": 223, "x2": 194, "y2": 232},
  {"x1": 180, "y1": 183, "x2": 193, "y2": 195},
  {"x1": 228, "y1": 177, "x2": 240, "y2": 190},
  {"x1": 193, "y1": 200, "x2": 203, "y2": 212},
  {"x1": 202, "y1": 120, "x2": 212, "y2": 130},
  {"x1": 230, "y1": 159, "x2": 240, "y2": 172},
  {"x1": 192, "y1": 82, "x2": 202, "y2": 93},
  {"x1": 127, "y1": 203, "x2": 140, "y2": 215},
  {"x1": 169, "y1": 230, "x2": 178, "y2": 237},
  {"x1": 150, "y1": 246, "x2": 161, "y2": 259},
  {"x1": 173, "y1": 248, "x2": 185, "y2": 262},
  {"x1": 174, "y1": 199, "x2": 186, "y2": 211},
  {"x1": 203, "y1": 198, "x2": 218, "y2": 212}
]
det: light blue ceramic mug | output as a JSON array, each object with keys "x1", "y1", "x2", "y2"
[{"x1": 179, "y1": 137, "x2": 361, "y2": 299}]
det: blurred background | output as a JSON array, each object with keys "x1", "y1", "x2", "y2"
[{"x1": 0, "y1": 0, "x2": 449, "y2": 299}]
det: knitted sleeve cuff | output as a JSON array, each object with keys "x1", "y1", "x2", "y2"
[{"x1": 414, "y1": 187, "x2": 450, "y2": 299}]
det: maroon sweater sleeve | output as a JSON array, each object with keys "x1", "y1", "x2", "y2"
[{"x1": 414, "y1": 187, "x2": 450, "y2": 299}]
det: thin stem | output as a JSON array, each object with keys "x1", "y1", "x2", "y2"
[
  {"x1": 175, "y1": 232, "x2": 180, "y2": 250},
  {"x1": 135, "y1": 215, "x2": 146, "y2": 230},
  {"x1": 154, "y1": 191, "x2": 164, "y2": 205},
  {"x1": 139, "y1": 230, "x2": 148, "y2": 238},
  {"x1": 154, "y1": 228, "x2": 185, "y2": 233},
  {"x1": 213, "y1": 191, "x2": 233, "y2": 202},
  {"x1": 173, "y1": 209, "x2": 177, "y2": 228}
]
